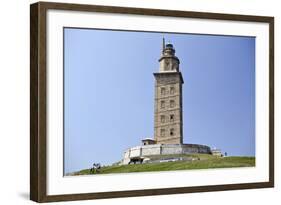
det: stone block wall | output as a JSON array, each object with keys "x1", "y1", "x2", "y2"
[{"x1": 122, "y1": 143, "x2": 211, "y2": 164}]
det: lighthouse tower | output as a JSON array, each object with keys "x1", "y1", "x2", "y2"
[{"x1": 153, "y1": 39, "x2": 184, "y2": 144}]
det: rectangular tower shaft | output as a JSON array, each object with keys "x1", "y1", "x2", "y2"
[{"x1": 154, "y1": 72, "x2": 183, "y2": 144}]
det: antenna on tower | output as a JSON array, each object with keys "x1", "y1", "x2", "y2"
[{"x1": 162, "y1": 37, "x2": 165, "y2": 54}]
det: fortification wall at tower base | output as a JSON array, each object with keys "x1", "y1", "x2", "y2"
[{"x1": 122, "y1": 144, "x2": 211, "y2": 165}]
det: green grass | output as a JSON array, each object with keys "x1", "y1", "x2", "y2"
[{"x1": 70, "y1": 154, "x2": 255, "y2": 176}]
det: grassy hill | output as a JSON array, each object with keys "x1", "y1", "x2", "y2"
[{"x1": 70, "y1": 154, "x2": 255, "y2": 176}]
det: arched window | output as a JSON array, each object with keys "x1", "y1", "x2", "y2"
[
  {"x1": 170, "y1": 114, "x2": 174, "y2": 122},
  {"x1": 170, "y1": 128, "x2": 175, "y2": 136}
]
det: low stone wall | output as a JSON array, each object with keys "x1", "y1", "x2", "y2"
[{"x1": 122, "y1": 144, "x2": 211, "y2": 164}]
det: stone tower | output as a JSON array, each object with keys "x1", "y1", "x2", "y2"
[{"x1": 154, "y1": 39, "x2": 184, "y2": 144}]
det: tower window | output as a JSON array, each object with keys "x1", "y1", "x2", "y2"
[
  {"x1": 160, "y1": 129, "x2": 165, "y2": 137},
  {"x1": 170, "y1": 87, "x2": 175, "y2": 95},
  {"x1": 170, "y1": 114, "x2": 174, "y2": 122},
  {"x1": 161, "y1": 101, "x2": 165, "y2": 108},
  {"x1": 161, "y1": 87, "x2": 165, "y2": 95},
  {"x1": 170, "y1": 100, "x2": 175, "y2": 108},
  {"x1": 161, "y1": 115, "x2": 165, "y2": 123},
  {"x1": 170, "y1": 128, "x2": 175, "y2": 136}
]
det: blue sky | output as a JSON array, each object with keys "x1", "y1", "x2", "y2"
[{"x1": 64, "y1": 28, "x2": 255, "y2": 174}]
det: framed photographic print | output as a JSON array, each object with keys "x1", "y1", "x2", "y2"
[{"x1": 30, "y1": 1, "x2": 274, "y2": 202}]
